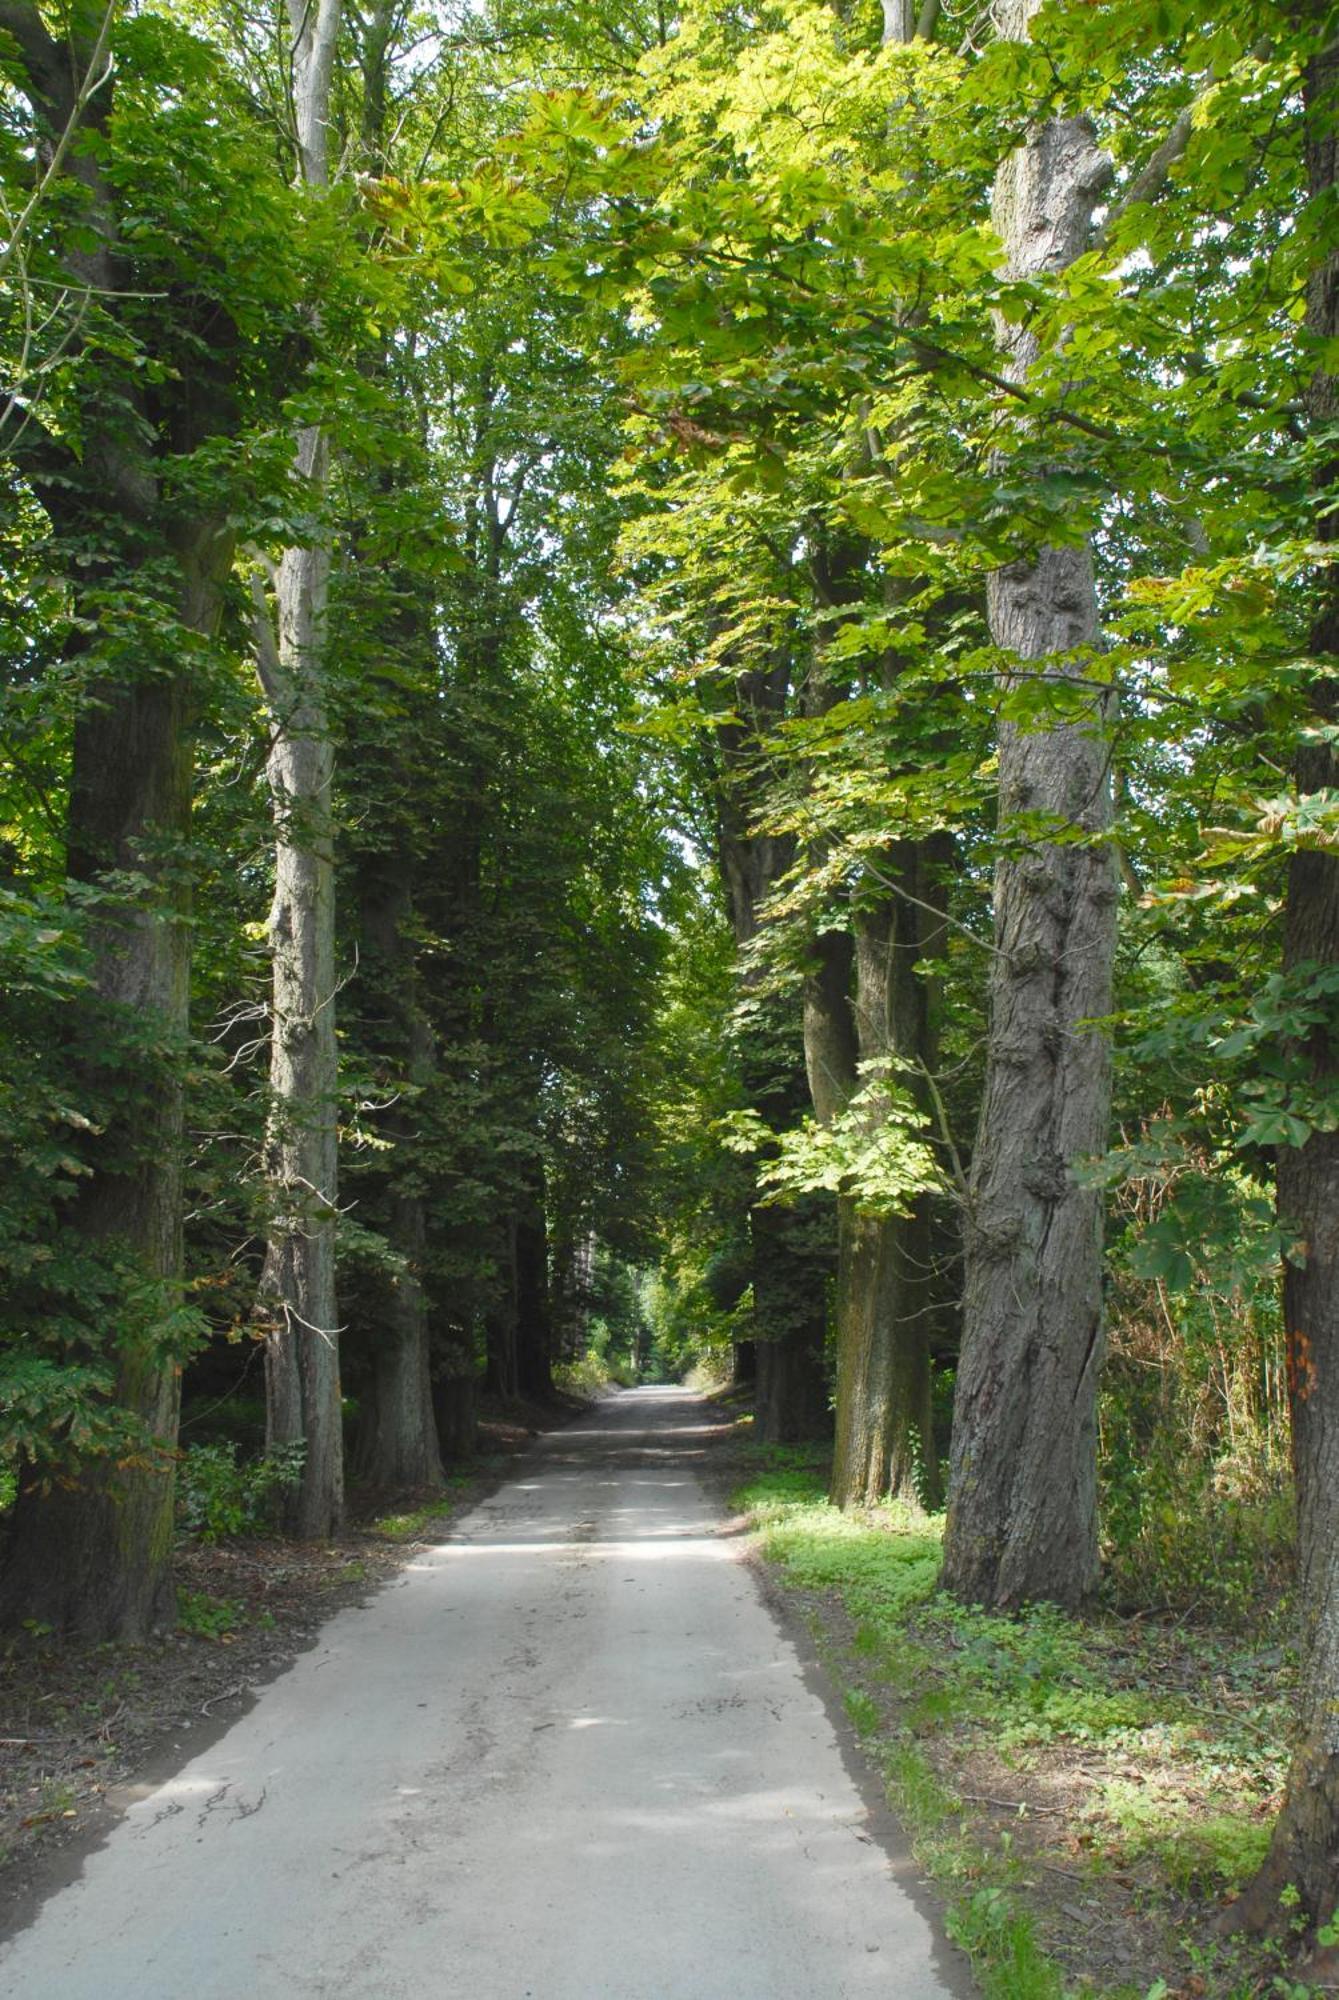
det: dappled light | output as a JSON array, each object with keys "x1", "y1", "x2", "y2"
[{"x1": 0, "y1": 0, "x2": 1335, "y2": 1990}]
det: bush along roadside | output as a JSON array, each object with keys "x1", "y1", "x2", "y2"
[{"x1": 732, "y1": 1448, "x2": 1329, "y2": 2000}]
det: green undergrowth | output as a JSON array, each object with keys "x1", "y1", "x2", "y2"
[
  {"x1": 552, "y1": 1352, "x2": 640, "y2": 1397},
  {"x1": 177, "y1": 1589, "x2": 248, "y2": 1640},
  {"x1": 734, "y1": 1455, "x2": 1299, "y2": 2000},
  {"x1": 368, "y1": 1473, "x2": 476, "y2": 1543}
]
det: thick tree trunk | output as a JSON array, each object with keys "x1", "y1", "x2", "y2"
[
  {"x1": 941, "y1": 3, "x2": 1117, "y2": 1609},
  {"x1": 255, "y1": 0, "x2": 345, "y2": 1539},
  {"x1": 356, "y1": 1185, "x2": 441, "y2": 1490},
  {"x1": 3, "y1": 684, "x2": 191, "y2": 1638},
  {"x1": 1233, "y1": 30, "x2": 1339, "y2": 1942},
  {"x1": 731, "y1": 1340, "x2": 757, "y2": 1387},
  {"x1": 752, "y1": 1198, "x2": 831, "y2": 1442},
  {"x1": 791, "y1": 0, "x2": 950, "y2": 1488},
  {"x1": 257, "y1": 475, "x2": 343, "y2": 1535},
  {"x1": 803, "y1": 529, "x2": 949, "y2": 1509},
  {"x1": 832, "y1": 1203, "x2": 932, "y2": 1504},
  {"x1": 2, "y1": 517, "x2": 234, "y2": 1635},
  {"x1": 804, "y1": 920, "x2": 926, "y2": 1507}
]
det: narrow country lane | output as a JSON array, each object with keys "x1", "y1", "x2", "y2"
[{"x1": 0, "y1": 1390, "x2": 966, "y2": 1999}]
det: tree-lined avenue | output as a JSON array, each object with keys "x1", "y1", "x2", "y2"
[{"x1": 0, "y1": 1390, "x2": 962, "y2": 1999}]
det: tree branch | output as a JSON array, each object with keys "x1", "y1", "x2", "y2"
[
  {"x1": 1092, "y1": 82, "x2": 1210, "y2": 254},
  {"x1": 0, "y1": 2, "x2": 116, "y2": 288},
  {"x1": 249, "y1": 572, "x2": 287, "y2": 711}
]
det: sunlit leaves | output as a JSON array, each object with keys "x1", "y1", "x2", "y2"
[{"x1": 720, "y1": 1057, "x2": 946, "y2": 1216}]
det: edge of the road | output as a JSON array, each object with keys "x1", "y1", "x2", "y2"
[
  {"x1": 736, "y1": 1533, "x2": 978, "y2": 1999},
  {"x1": 685, "y1": 1407, "x2": 978, "y2": 2000},
  {"x1": 0, "y1": 1392, "x2": 602, "y2": 1945},
  {"x1": 4, "y1": 1387, "x2": 979, "y2": 1999}
]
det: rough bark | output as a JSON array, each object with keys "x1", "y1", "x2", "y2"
[
  {"x1": 254, "y1": 0, "x2": 345, "y2": 1539},
  {"x1": 356, "y1": 1184, "x2": 441, "y2": 1490},
  {"x1": 0, "y1": 7, "x2": 234, "y2": 1638},
  {"x1": 0, "y1": 568, "x2": 226, "y2": 1638},
  {"x1": 751, "y1": 1193, "x2": 831, "y2": 1441},
  {"x1": 941, "y1": 0, "x2": 1118, "y2": 1609},
  {"x1": 1231, "y1": 30, "x2": 1339, "y2": 1942}
]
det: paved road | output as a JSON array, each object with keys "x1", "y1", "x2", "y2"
[{"x1": 0, "y1": 1388, "x2": 965, "y2": 1999}]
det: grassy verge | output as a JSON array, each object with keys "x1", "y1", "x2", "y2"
[
  {"x1": 733, "y1": 1446, "x2": 1318, "y2": 2000},
  {"x1": 366, "y1": 1470, "x2": 481, "y2": 1543}
]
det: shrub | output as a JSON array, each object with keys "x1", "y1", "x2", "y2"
[{"x1": 176, "y1": 1440, "x2": 305, "y2": 1541}]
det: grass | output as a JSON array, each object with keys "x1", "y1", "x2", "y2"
[
  {"x1": 732, "y1": 1453, "x2": 1308, "y2": 1999},
  {"x1": 368, "y1": 1473, "x2": 475, "y2": 1543}
]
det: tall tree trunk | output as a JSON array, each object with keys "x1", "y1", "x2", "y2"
[
  {"x1": 516, "y1": 1166, "x2": 556, "y2": 1403},
  {"x1": 356, "y1": 1183, "x2": 441, "y2": 1490},
  {"x1": 434, "y1": 1366, "x2": 478, "y2": 1462},
  {"x1": 254, "y1": 0, "x2": 344, "y2": 1539},
  {"x1": 829, "y1": 843, "x2": 948, "y2": 1507},
  {"x1": 1233, "y1": 28, "x2": 1339, "y2": 1943},
  {"x1": 1, "y1": 538, "x2": 231, "y2": 1638},
  {"x1": 716, "y1": 659, "x2": 832, "y2": 1438},
  {"x1": 0, "y1": 8, "x2": 234, "y2": 1638},
  {"x1": 485, "y1": 1217, "x2": 520, "y2": 1400},
  {"x1": 350, "y1": 862, "x2": 443, "y2": 1492},
  {"x1": 804, "y1": 535, "x2": 948, "y2": 1509},
  {"x1": 941, "y1": 0, "x2": 1117, "y2": 1609},
  {"x1": 751, "y1": 1195, "x2": 831, "y2": 1439}
]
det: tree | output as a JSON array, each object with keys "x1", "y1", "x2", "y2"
[
  {"x1": 1229, "y1": 12, "x2": 1339, "y2": 1943},
  {"x1": 250, "y1": 0, "x2": 345, "y2": 1538},
  {"x1": 0, "y1": 2, "x2": 297, "y2": 1633},
  {"x1": 939, "y1": 0, "x2": 1119, "y2": 1610},
  {"x1": 714, "y1": 645, "x2": 832, "y2": 1440}
]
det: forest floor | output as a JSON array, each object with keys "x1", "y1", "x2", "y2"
[
  {"x1": 719, "y1": 1407, "x2": 1321, "y2": 2000},
  {"x1": 0, "y1": 1393, "x2": 582, "y2": 1918}
]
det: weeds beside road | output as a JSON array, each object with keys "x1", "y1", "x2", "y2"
[{"x1": 732, "y1": 1440, "x2": 1318, "y2": 2000}]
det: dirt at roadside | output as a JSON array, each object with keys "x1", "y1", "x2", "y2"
[{"x1": 0, "y1": 1396, "x2": 583, "y2": 1916}]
